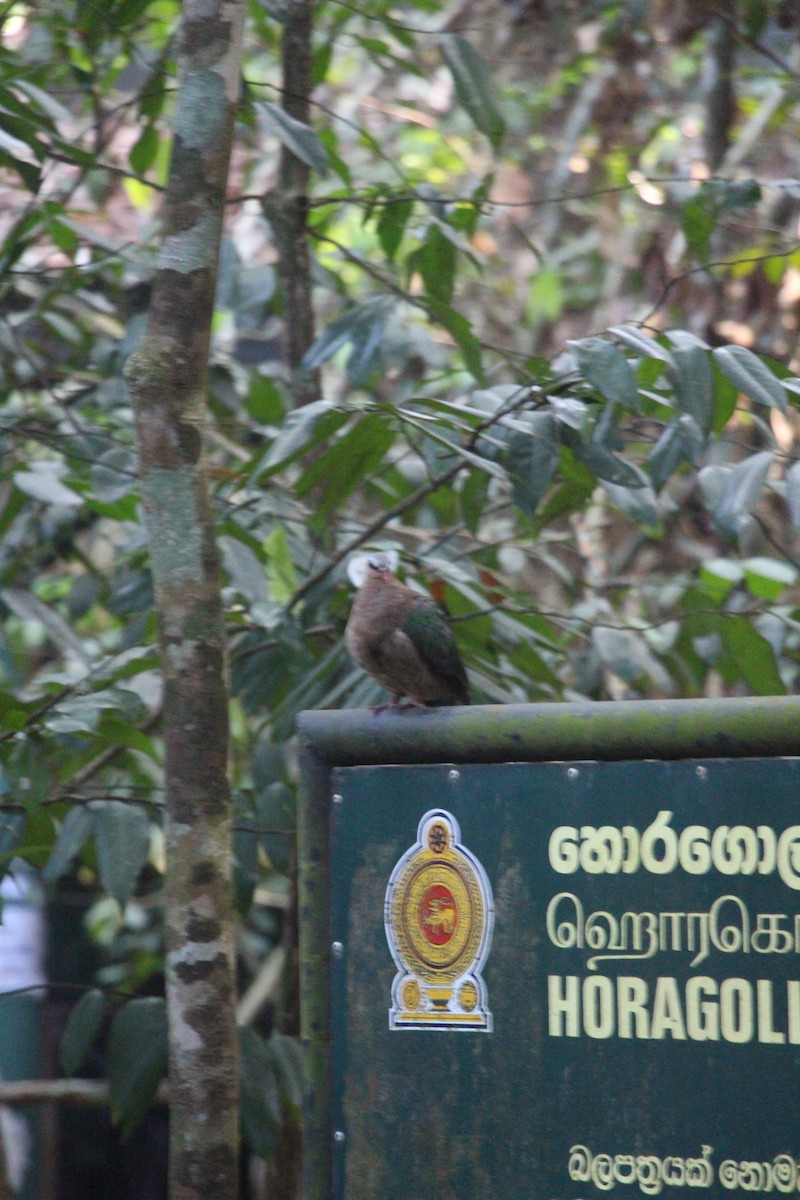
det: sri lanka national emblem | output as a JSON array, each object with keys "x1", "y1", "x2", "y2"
[{"x1": 384, "y1": 809, "x2": 494, "y2": 1030}]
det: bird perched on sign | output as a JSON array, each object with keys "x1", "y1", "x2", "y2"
[{"x1": 345, "y1": 554, "x2": 471, "y2": 707}]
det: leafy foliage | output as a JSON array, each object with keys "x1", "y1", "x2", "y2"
[
  {"x1": 107, "y1": 996, "x2": 168, "y2": 1136},
  {"x1": 2, "y1": 0, "x2": 800, "y2": 1159}
]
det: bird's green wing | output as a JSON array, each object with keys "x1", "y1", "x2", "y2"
[{"x1": 404, "y1": 598, "x2": 470, "y2": 701}]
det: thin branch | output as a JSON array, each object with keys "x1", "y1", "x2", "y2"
[
  {"x1": 323, "y1": 0, "x2": 441, "y2": 34},
  {"x1": 752, "y1": 514, "x2": 800, "y2": 571},
  {"x1": 640, "y1": 243, "x2": 800, "y2": 325},
  {"x1": 45, "y1": 149, "x2": 166, "y2": 191},
  {"x1": 0, "y1": 1078, "x2": 168, "y2": 1107},
  {"x1": 710, "y1": 5, "x2": 799, "y2": 76}
]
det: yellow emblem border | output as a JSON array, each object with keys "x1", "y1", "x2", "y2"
[{"x1": 384, "y1": 808, "x2": 494, "y2": 1031}]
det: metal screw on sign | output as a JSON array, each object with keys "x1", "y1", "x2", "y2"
[
  {"x1": 332, "y1": 793, "x2": 343, "y2": 804},
  {"x1": 331, "y1": 941, "x2": 344, "y2": 958},
  {"x1": 334, "y1": 1131, "x2": 346, "y2": 1144},
  {"x1": 567, "y1": 767, "x2": 579, "y2": 779},
  {"x1": 696, "y1": 766, "x2": 708, "y2": 779},
  {"x1": 449, "y1": 769, "x2": 460, "y2": 781}
]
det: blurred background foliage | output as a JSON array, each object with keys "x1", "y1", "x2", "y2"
[{"x1": 2, "y1": 0, "x2": 800, "y2": 1166}]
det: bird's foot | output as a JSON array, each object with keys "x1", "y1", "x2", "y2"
[{"x1": 370, "y1": 695, "x2": 424, "y2": 714}]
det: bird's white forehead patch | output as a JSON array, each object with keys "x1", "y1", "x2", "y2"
[{"x1": 347, "y1": 550, "x2": 400, "y2": 588}]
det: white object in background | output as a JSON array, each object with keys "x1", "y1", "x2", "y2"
[
  {"x1": 0, "y1": 1107, "x2": 31, "y2": 1192},
  {"x1": 0, "y1": 875, "x2": 45, "y2": 994},
  {"x1": 0, "y1": 874, "x2": 45, "y2": 1195}
]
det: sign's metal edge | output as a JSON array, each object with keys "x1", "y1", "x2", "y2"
[{"x1": 298, "y1": 695, "x2": 800, "y2": 767}]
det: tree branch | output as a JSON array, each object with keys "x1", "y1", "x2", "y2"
[{"x1": 0, "y1": 1079, "x2": 168, "y2": 1107}]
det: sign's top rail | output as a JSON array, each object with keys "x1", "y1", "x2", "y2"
[{"x1": 298, "y1": 696, "x2": 800, "y2": 767}]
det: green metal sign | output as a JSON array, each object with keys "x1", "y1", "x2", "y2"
[{"x1": 298, "y1": 698, "x2": 800, "y2": 1200}]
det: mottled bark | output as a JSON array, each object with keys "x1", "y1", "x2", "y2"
[
  {"x1": 278, "y1": 0, "x2": 321, "y2": 407},
  {"x1": 123, "y1": 4, "x2": 245, "y2": 1199}
]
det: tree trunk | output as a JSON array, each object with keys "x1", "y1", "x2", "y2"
[
  {"x1": 277, "y1": 0, "x2": 320, "y2": 407},
  {"x1": 123, "y1": 3, "x2": 245, "y2": 1198}
]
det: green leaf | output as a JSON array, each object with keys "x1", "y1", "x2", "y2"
[
  {"x1": 257, "y1": 781, "x2": 295, "y2": 874},
  {"x1": 440, "y1": 34, "x2": 505, "y2": 149},
  {"x1": 1, "y1": 587, "x2": 90, "y2": 664},
  {"x1": 506, "y1": 412, "x2": 560, "y2": 518},
  {"x1": 316, "y1": 126, "x2": 350, "y2": 183},
  {"x1": 592, "y1": 627, "x2": 648, "y2": 684},
  {"x1": 720, "y1": 178, "x2": 762, "y2": 210},
  {"x1": 129, "y1": 125, "x2": 159, "y2": 175},
  {"x1": 377, "y1": 197, "x2": 413, "y2": 261},
  {"x1": 430, "y1": 303, "x2": 484, "y2": 380},
  {"x1": 264, "y1": 524, "x2": 298, "y2": 604},
  {"x1": 108, "y1": 998, "x2": 168, "y2": 1136},
  {"x1": 712, "y1": 345, "x2": 787, "y2": 411},
  {"x1": 564, "y1": 429, "x2": 644, "y2": 488},
  {"x1": 267, "y1": 1033, "x2": 303, "y2": 1122},
  {"x1": 460, "y1": 469, "x2": 489, "y2": 534},
  {"x1": 742, "y1": 556, "x2": 798, "y2": 601},
  {"x1": 603, "y1": 469, "x2": 660, "y2": 530},
  {"x1": 43, "y1": 805, "x2": 94, "y2": 884},
  {"x1": 527, "y1": 268, "x2": 564, "y2": 323},
  {"x1": 413, "y1": 224, "x2": 456, "y2": 307},
  {"x1": 61, "y1": 989, "x2": 105, "y2": 1077},
  {"x1": 568, "y1": 338, "x2": 640, "y2": 409},
  {"x1": 702, "y1": 451, "x2": 773, "y2": 539},
  {"x1": 91, "y1": 801, "x2": 151, "y2": 906},
  {"x1": 699, "y1": 558, "x2": 743, "y2": 603},
  {"x1": 681, "y1": 188, "x2": 719, "y2": 261},
  {"x1": 255, "y1": 401, "x2": 347, "y2": 478},
  {"x1": 536, "y1": 448, "x2": 595, "y2": 526},
  {"x1": 0, "y1": 108, "x2": 46, "y2": 161},
  {"x1": 296, "y1": 413, "x2": 395, "y2": 519},
  {"x1": 677, "y1": 412, "x2": 706, "y2": 465},
  {"x1": 667, "y1": 332, "x2": 714, "y2": 433},
  {"x1": 221, "y1": 535, "x2": 269, "y2": 604},
  {"x1": 547, "y1": 394, "x2": 590, "y2": 432},
  {"x1": 721, "y1": 617, "x2": 785, "y2": 695},
  {"x1": 257, "y1": 102, "x2": 329, "y2": 175},
  {"x1": 302, "y1": 296, "x2": 394, "y2": 383},
  {"x1": 0, "y1": 146, "x2": 41, "y2": 191},
  {"x1": 115, "y1": 0, "x2": 155, "y2": 24},
  {"x1": 94, "y1": 717, "x2": 157, "y2": 759},
  {"x1": 608, "y1": 325, "x2": 672, "y2": 363},
  {"x1": 648, "y1": 419, "x2": 686, "y2": 491},
  {"x1": 239, "y1": 1025, "x2": 283, "y2": 1160},
  {"x1": 399, "y1": 411, "x2": 506, "y2": 479},
  {"x1": 592, "y1": 400, "x2": 623, "y2": 452}
]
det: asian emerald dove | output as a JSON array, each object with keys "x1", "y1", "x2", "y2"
[{"x1": 345, "y1": 555, "x2": 471, "y2": 707}]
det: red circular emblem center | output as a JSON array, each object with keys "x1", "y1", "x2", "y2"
[{"x1": 419, "y1": 884, "x2": 458, "y2": 946}]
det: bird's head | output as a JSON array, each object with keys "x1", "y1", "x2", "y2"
[{"x1": 366, "y1": 553, "x2": 393, "y2": 582}]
